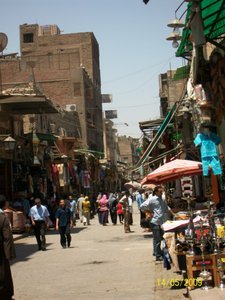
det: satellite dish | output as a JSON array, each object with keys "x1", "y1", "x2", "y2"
[{"x1": 0, "y1": 33, "x2": 8, "y2": 52}]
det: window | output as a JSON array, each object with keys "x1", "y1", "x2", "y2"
[
  {"x1": 74, "y1": 83, "x2": 81, "y2": 97},
  {"x1": 23, "y1": 33, "x2": 34, "y2": 43}
]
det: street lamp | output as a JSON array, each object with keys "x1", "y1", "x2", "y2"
[
  {"x1": 32, "y1": 131, "x2": 41, "y2": 166},
  {"x1": 166, "y1": 20, "x2": 184, "y2": 49},
  {"x1": 3, "y1": 136, "x2": 16, "y2": 152},
  {"x1": 61, "y1": 154, "x2": 68, "y2": 164},
  {"x1": 166, "y1": 32, "x2": 182, "y2": 49},
  {"x1": 2, "y1": 136, "x2": 16, "y2": 200},
  {"x1": 166, "y1": 1, "x2": 186, "y2": 49}
]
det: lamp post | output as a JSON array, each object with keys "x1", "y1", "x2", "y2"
[
  {"x1": 61, "y1": 154, "x2": 68, "y2": 164},
  {"x1": 32, "y1": 131, "x2": 41, "y2": 166},
  {"x1": 3, "y1": 136, "x2": 16, "y2": 200},
  {"x1": 3, "y1": 136, "x2": 16, "y2": 152},
  {"x1": 166, "y1": 1, "x2": 186, "y2": 49}
]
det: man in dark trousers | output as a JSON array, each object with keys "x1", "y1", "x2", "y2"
[
  {"x1": 29, "y1": 198, "x2": 50, "y2": 251},
  {"x1": 0, "y1": 195, "x2": 16, "y2": 300},
  {"x1": 55, "y1": 199, "x2": 73, "y2": 248}
]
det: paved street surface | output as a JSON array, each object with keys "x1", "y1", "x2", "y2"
[{"x1": 11, "y1": 204, "x2": 186, "y2": 300}]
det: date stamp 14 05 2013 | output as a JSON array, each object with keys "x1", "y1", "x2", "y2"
[{"x1": 156, "y1": 278, "x2": 203, "y2": 288}]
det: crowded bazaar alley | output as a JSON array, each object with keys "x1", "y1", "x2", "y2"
[{"x1": 11, "y1": 204, "x2": 186, "y2": 300}]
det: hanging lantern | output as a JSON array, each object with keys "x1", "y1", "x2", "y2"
[
  {"x1": 32, "y1": 131, "x2": 41, "y2": 165},
  {"x1": 3, "y1": 136, "x2": 16, "y2": 152}
]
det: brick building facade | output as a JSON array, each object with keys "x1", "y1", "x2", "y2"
[{"x1": 1, "y1": 23, "x2": 103, "y2": 153}]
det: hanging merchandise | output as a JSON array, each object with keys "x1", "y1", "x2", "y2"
[
  {"x1": 194, "y1": 127, "x2": 222, "y2": 176},
  {"x1": 73, "y1": 165, "x2": 80, "y2": 186},
  {"x1": 28, "y1": 174, "x2": 34, "y2": 194},
  {"x1": 51, "y1": 164, "x2": 60, "y2": 188},
  {"x1": 83, "y1": 170, "x2": 90, "y2": 189},
  {"x1": 79, "y1": 170, "x2": 91, "y2": 188},
  {"x1": 58, "y1": 164, "x2": 65, "y2": 187}
]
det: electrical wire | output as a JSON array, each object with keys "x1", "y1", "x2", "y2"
[{"x1": 101, "y1": 55, "x2": 176, "y2": 86}]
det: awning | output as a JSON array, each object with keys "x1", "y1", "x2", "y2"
[
  {"x1": 132, "y1": 103, "x2": 178, "y2": 170},
  {"x1": 176, "y1": 0, "x2": 225, "y2": 58},
  {"x1": 74, "y1": 149, "x2": 104, "y2": 159},
  {"x1": 139, "y1": 118, "x2": 165, "y2": 131},
  {"x1": 0, "y1": 95, "x2": 60, "y2": 114},
  {"x1": 24, "y1": 132, "x2": 57, "y2": 143},
  {"x1": 172, "y1": 65, "x2": 190, "y2": 81},
  {"x1": 131, "y1": 144, "x2": 184, "y2": 172}
]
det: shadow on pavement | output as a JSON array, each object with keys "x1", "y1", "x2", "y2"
[
  {"x1": 11, "y1": 242, "x2": 53, "y2": 265},
  {"x1": 46, "y1": 226, "x2": 87, "y2": 235},
  {"x1": 12, "y1": 227, "x2": 87, "y2": 265},
  {"x1": 143, "y1": 233, "x2": 153, "y2": 239}
]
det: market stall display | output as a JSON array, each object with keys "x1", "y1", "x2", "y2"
[{"x1": 163, "y1": 198, "x2": 225, "y2": 290}]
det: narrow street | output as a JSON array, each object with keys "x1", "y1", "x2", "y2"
[{"x1": 11, "y1": 204, "x2": 185, "y2": 300}]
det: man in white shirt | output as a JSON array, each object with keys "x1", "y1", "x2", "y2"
[
  {"x1": 77, "y1": 194, "x2": 85, "y2": 223},
  {"x1": 119, "y1": 191, "x2": 131, "y2": 233},
  {"x1": 140, "y1": 186, "x2": 171, "y2": 261},
  {"x1": 29, "y1": 198, "x2": 50, "y2": 251}
]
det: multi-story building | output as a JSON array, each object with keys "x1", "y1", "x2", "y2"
[
  {"x1": 1, "y1": 23, "x2": 103, "y2": 153},
  {"x1": 103, "y1": 119, "x2": 118, "y2": 165},
  {"x1": 159, "y1": 66, "x2": 189, "y2": 117},
  {"x1": 0, "y1": 23, "x2": 105, "y2": 196}
]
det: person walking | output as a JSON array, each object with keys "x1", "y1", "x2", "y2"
[
  {"x1": 116, "y1": 200, "x2": 124, "y2": 224},
  {"x1": 55, "y1": 199, "x2": 73, "y2": 248},
  {"x1": 109, "y1": 193, "x2": 118, "y2": 225},
  {"x1": 98, "y1": 194, "x2": 109, "y2": 226},
  {"x1": 140, "y1": 186, "x2": 172, "y2": 261},
  {"x1": 136, "y1": 190, "x2": 145, "y2": 226},
  {"x1": 77, "y1": 194, "x2": 85, "y2": 223},
  {"x1": 96, "y1": 192, "x2": 102, "y2": 223},
  {"x1": 68, "y1": 194, "x2": 77, "y2": 226},
  {"x1": 119, "y1": 191, "x2": 131, "y2": 233},
  {"x1": 29, "y1": 198, "x2": 50, "y2": 251},
  {"x1": 0, "y1": 195, "x2": 16, "y2": 300},
  {"x1": 128, "y1": 193, "x2": 133, "y2": 225},
  {"x1": 82, "y1": 196, "x2": 91, "y2": 226}
]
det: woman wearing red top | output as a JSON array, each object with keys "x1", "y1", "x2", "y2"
[{"x1": 116, "y1": 202, "x2": 124, "y2": 224}]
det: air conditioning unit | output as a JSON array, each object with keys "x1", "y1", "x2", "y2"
[{"x1": 65, "y1": 104, "x2": 76, "y2": 112}]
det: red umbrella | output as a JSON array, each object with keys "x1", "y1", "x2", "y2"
[{"x1": 141, "y1": 159, "x2": 202, "y2": 185}]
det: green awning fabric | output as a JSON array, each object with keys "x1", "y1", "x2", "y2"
[
  {"x1": 176, "y1": 0, "x2": 225, "y2": 58},
  {"x1": 172, "y1": 65, "x2": 190, "y2": 81},
  {"x1": 24, "y1": 132, "x2": 57, "y2": 143},
  {"x1": 132, "y1": 103, "x2": 178, "y2": 171}
]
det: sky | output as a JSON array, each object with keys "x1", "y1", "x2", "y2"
[{"x1": 1, "y1": 0, "x2": 187, "y2": 138}]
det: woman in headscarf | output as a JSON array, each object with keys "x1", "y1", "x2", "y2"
[
  {"x1": 98, "y1": 194, "x2": 109, "y2": 226},
  {"x1": 82, "y1": 196, "x2": 91, "y2": 226}
]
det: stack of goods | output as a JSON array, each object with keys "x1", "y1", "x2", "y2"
[{"x1": 12, "y1": 211, "x2": 25, "y2": 233}]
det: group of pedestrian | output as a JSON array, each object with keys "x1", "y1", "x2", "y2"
[
  {"x1": 0, "y1": 184, "x2": 173, "y2": 300},
  {"x1": 29, "y1": 194, "x2": 77, "y2": 251},
  {"x1": 94, "y1": 191, "x2": 135, "y2": 233}
]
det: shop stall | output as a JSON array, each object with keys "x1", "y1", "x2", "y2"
[
  {"x1": 163, "y1": 196, "x2": 225, "y2": 290},
  {"x1": 141, "y1": 159, "x2": 225, "y2": 290}
]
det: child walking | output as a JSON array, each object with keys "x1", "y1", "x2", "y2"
[{"x1": 116, "y1": 201, "x2": 124, "y2": 224}]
